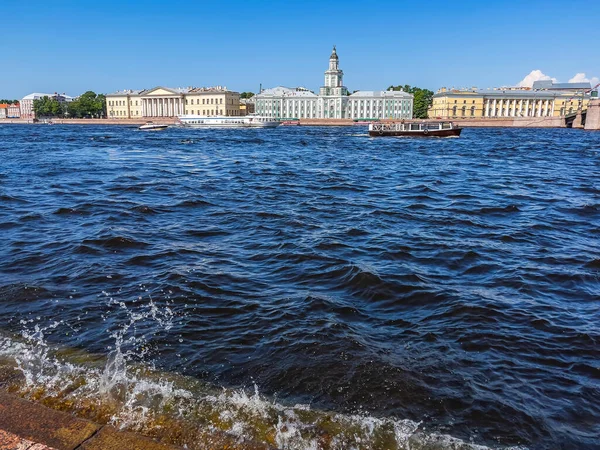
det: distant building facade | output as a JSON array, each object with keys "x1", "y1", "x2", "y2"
[
  {"x1": 429, "y1": 82, "x2": 592, "y2": 119},
  {"x1": 20, "y1": 93, "x2": 73, "y2": 119},
  {"x1": 105, "y1": 86, "x2": 241, "y2": 119},
  {"x1": 253, "y1": 47, "x2": 413, "y2": 120},
  {"x1": 239, "y1": 98, "x2": 255, "y2": 115},
  {"x1": 7, "y1": 103, "x2": 20, "y2": 118}
]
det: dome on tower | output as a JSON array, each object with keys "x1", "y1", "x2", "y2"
[{"x1": 330, "y1": 45, "x2": 338, "y2": 60}]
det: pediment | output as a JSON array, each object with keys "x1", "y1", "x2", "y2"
[{"x1": 143, "y1": 87, "x2": 181, "y2": 96}]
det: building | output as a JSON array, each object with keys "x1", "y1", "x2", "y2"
[
  {"x1": 20, "y1": 93, "x2": 73, "y2": 119},
  {"x1": 0, "y1": 104, "x2": 7, "y2": 119},
  {"x1": 105, "y1": 86, "x2": 241, "y2": 119},
  {"x1": 239, "y1": 98, "x2": 255, "y2": 115},
  {"x1": 7, "y1": 103, "x2": 20, "y2": 118},
  {"x1": 254, "y1": 86, "x2": 318, "y2": 119},
  {"x1": 253, "y1": 46, "x2": 413, "y2": 120},
  {"x1": 429, "y1": 82, "x2": 592, "y2": 119},
  {"x1": 531, "y1": 80, "x2": 592, "y2": 91}
]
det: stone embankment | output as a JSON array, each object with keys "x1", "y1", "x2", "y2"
[
  {"x1": 1, "y1": 108, "x2": 599, "y2": 129},
  {"x1": 0, "y1": 391, "x2": 180, "y2": 450}
]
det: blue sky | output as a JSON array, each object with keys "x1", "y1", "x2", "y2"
[{"x1": 1, "y1": 0, "x2": 598, "y2": 98}]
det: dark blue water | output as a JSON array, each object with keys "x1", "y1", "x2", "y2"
[{"x1": 0, "y1": 125, "x2": 599, "y2": 449}]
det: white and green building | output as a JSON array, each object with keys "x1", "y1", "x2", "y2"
[{"x1": 253, "y1": 46, "x2": 413, "y2": 120}]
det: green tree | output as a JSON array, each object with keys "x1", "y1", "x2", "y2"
[
  {"x1": 0, "y1": 99, "x2": 19, "y2": 104},
  {"x1": 67, "y1": 91, "x2": 106, "y2": 118},
  {"x1": 388, "y1": 85, "x2": 434, "y2": 119},
  {"x1": 240, "y1": 92, "x2": 254, "y2": 99},
  {"x1": 33, "y1": 96, "x2": 65, "y2": 118}
]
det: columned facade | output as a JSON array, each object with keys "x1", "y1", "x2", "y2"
[
  {"x1": 431, "y1": 87, "x2": 591, "y2": 119},
  {"x1": 106, "y1": 87, "x2": 240, "y2": 119}
]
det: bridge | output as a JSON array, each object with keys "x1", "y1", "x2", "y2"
[{"x1": 565, "y1": 99, "x2": 600, "y2": 130}]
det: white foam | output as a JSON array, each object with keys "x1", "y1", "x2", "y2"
[{"x1": 0, "y1": 292, "x2": 514, "y2": 449}]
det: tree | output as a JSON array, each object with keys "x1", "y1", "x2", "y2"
[
  {"x1": 33, "y1": 96, "x2": 65, "y2": 118},
  {"x1": 240, "y1": 92, "x2": 254, "y2": 99},
  {"x1": 67, "y1": 91, "x2": 106, "y2": 118},
  {"x1": 0, "y1": 99, "x2": 19, "y2": 105},
  {"x1": 388, "y1": 85, "x2": 434, "y2": 119}
]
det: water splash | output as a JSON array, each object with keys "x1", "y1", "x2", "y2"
[{"x1": 0, "y1": 292, "x2": 523, "y2": 449}]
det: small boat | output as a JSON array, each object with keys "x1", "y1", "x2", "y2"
[
  {"x1": 139, "y1": 121, "x2": 168, "y2": 131},
  {"x1": 281, "y1": 120, "x2": 300, "y2": 126},
  {"x1": 369, "y1": 121, "x2": 462, "y2": 137}
]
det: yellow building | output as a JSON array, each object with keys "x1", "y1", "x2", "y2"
[
  {"x1": 239, "y1": 99, "x2": 255, "y2": 116},
  {"x1": 105, "y1": 86, "x2": 240, "y2": 119},
  {"x1": 429, "y1": 83, "x2": 591, "y2": 119}
]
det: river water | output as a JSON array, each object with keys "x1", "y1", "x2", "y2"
[{"x1": 0, "y1": 125, "x2": 598, "y2": 449}]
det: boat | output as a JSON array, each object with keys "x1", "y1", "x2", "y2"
[
  {"x1": 139, "y1": 121, "x2": 168, "y2": 131},
  {"x1": 244, "y1": 113, "x2": 281, "y2": 128},
  {"x1": 369, "y1": 121, "x2": 462, "y2": 137},
  {"x1": 177, "y1": 114, "x2": 280, "y2": 128}
]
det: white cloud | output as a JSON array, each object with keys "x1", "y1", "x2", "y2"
[
  {"x1": 568, "y1": 73, "x2": 599, "y2": 86},
  {"x1": 517, "y1": 70, "x2": 557, "y2": 88}
]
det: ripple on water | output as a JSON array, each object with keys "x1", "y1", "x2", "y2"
[{"x1": 0, "y1": 125, "x2": 599, "y2": 449}]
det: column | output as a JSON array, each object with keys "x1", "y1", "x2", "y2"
[
  {"x1": 544, "y1": 100, "x2": 549, "y2": 116},
  {"x1": 537, "y1": 100, "x2": 542, "y2": 117},
  {"x1": 493, "y1": 99, "x2": 497, "y2": 117},
  {"x1": 485, "y1": 100, "x2": 490, "y2": 117},
  {"x1": 550, "y1": 100, "x2": 555, "y2": 116},
  {"x1": 518, "y1": 99, "x2": 523, "y2": 116}
]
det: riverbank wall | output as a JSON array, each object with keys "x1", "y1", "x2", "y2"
[{"x1": 0, "y1": 116, "x2": 589, "y2": 128}]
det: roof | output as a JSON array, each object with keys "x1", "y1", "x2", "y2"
[
  {"x1": 349, "y1": 90, "x2": 413, "y2": 99},
  {"x1": 255, "y1": 86, "x2": 318, "y2": 98},
  {"x1": 106, "y1": 86, "x2": 237, "y2": 97},
  {"x1": 0, "y1": 104, "x2": 8, "y2": 108},
  {"x1": 532, "y1": 80, "x2": 591, "y2": 90},
  {"x1": 434, "y1": 88, "x2": 590, "y2": 99},
  {"x1": 105, "y1": 89, "x2": 146, "y2": 96},
  {"x1": 21, "y1": 93, "x2": 73, "y2": 101}
]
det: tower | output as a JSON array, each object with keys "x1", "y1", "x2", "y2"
[
  {"x1": 324, "y1": 45, "x2": 343, "y2": 89},
  {"x1": 319, "y1": 46, "x2": 348, "y2": 118}
]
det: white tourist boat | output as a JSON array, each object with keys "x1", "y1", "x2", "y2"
[
  {"x1": 139, "y1": 121, "x2": 169, "y2": 131},
  {"x1": 177, "y1": 114, "x2": 280, "y2": 128},
  {"x1": 243, "y1": 113, "x2": 281, "y2": 128}
]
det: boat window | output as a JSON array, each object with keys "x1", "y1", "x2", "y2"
[{"x1": 410, "y1": 124, "x2": 420, "y2": 131}]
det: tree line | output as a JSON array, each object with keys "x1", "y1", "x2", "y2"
[
  {"x1": 33, "y1": 91, "x2": 107, "y2": 118},
  {"x1": 0, "y1": 99, "x2": 19, "y2": 105}
]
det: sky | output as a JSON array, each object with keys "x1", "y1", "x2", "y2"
[{"x1": 1, "y1": 0, "x2": 598, "y2": 99}]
